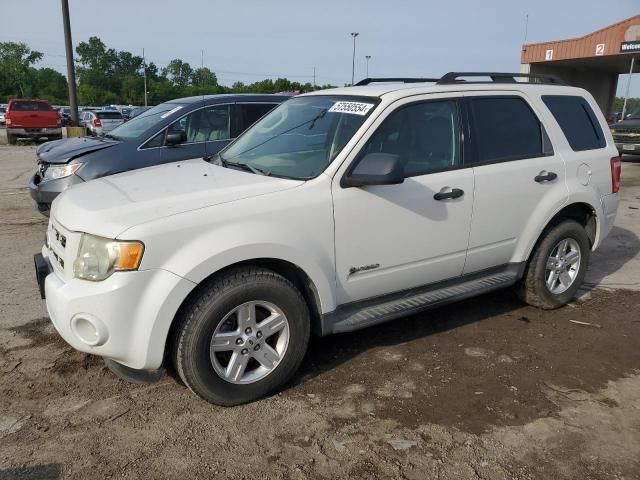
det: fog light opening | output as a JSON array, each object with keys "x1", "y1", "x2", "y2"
[{"x1": 71, "y1": 314, "x2": 108, "y2": 346}]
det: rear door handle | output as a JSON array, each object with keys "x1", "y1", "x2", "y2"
[
  {"x1": 534, "y1": 171, "x2": 557, "y2": 183},
  {"x1": 434, "y1": 187, "x2": 464, "y2": 200}
]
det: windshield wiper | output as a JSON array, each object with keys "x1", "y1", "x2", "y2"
[{"x1": 212, "y1": 153, "x2": 271, "y2": 176}]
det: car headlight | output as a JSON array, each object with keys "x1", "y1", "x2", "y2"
[
  {"x1": 73, "y1": 234, "x2": 144, "y2": 281},
  {"x1": 43, "y1": 163, "x2": 82, "y2": 181}
]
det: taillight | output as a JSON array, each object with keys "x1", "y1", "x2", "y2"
[
  {"x1": 610, "y1": 156, "x2": 621, "y2": 193},
  {"x1": 93, "y1": 118, "x2": 102, "y2": 127},
  {"x1": 5, "y1": 118, "x2": 11, "y2": 126}
]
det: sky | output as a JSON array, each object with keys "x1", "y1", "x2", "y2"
[{"x1": 1, "y1": 0, "x2": 638, "y2": 96}]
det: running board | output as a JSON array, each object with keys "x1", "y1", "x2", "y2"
[{"x1": 320, "y1": 263, "x2": 524, "y2": 335}]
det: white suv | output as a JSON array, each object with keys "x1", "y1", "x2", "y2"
[{"x1": 35, "y1": 73, "x2": 621, "y2": 405}]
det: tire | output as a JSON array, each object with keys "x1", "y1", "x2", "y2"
[
  {"x1": 172, "y1": 266, "x2": 310, "y2": 406},
  {"x1": 7, "y1": 133, "x2": 16, "y2": 145},
  {"x1": 516, "y1": 219, "x2": 590, "y2": 309}
]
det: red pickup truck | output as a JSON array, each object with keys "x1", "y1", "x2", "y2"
[{"x1": 5, "y1": 99, "x2": 62, "y2": 145}]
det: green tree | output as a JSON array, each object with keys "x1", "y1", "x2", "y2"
[
  {"x1": 30, "y1": 67, "x2": 68, "y2": 104},
  {"x1": 162, "y1": 59, "x2": 193, "y2": 89},
  {"x1": 0, "y1": 42, "x2": 43, "y2": 98}
]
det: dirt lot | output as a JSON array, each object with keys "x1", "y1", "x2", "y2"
[{"x1": 1, "y1": 143, "x2": 640, "y2": 480}]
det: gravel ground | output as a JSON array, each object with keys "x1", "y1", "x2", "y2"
[{"x1": 1, "y1": 143, "x2": 640, "y2": 480}]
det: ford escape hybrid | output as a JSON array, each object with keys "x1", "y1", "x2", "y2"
[{"x1": 34, "y1": 73, "x2": 620, "y2": 406}]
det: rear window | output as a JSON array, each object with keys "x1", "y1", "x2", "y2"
[
  {"x1": 542, "y1": 95, "x2": 606, "y2": 151},
  {"x1": 10, "y1": 101, "x2": 51, "y2": 111},
  {"x1": 96, "y1": 111, "x2": 123, "y2": 119},
  {"x1": 470, "y1": 96, "x2": 552, "y2": 163}
]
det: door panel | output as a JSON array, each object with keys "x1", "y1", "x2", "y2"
[
  {"x1": 333, "y1": 170, "x2": 474, "y2": 303},
  {"x1": 463, "y1": 93, "x2": 568, "y2": 274},
  {"x1": 332, "y1": 97, "x2": 473, "y2": 305},
  {"x1": 465, "y1": 157, "x2": 566, "y2": 273}
]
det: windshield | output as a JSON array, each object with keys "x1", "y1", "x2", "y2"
[
  {"x1": 108, "y1": 102, "x2": 187, "y2": 139},
  {"x1": 221, "y1": 95, "x2": 378, "y2": 179},
  {"x1": 628, "y1": 107, "x2": 640, "y2": 120}
]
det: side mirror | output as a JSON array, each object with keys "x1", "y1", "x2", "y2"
[
  {"x1": 341, "y1": 153, "x2": 404, "y2": 188},
  {"x1": 166, "y1": 130, "x2": 187, "y2": 146}
]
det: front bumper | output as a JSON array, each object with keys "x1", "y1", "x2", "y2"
[
  {"x1": 8, "y1": 127, "x2": 62, "y2": 138},
  {"x1": 41, "y1": 250, "x2": 195, "y2": 370},
  {"x1": 29, "y1": 172, "x2": 84, "y2": 207}
]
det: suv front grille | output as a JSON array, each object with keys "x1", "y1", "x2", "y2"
[
  {"x1": 46, "y1": 220, "x2": 76, "y2": 278},
  {"x1": 612, "y1": 129, "x2": 640, "y2": 143}
]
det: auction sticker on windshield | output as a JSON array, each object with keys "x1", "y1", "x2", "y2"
[
  {"x1": 328, "y1": 101, "x2": 374, "y2": 116},
  {"x1": 161, "y1": 106, "x2": 183, "y2": 119}
]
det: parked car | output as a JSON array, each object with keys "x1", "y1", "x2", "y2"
[
  {"x1": 610, "y1": 106, "x2": 640, "y2": 155},
  {"x1": 0, "y1": 106, "x2": 6, "y2": 126},
  {"x1": 128, "y1": 106, "x2": 151, "y2": 119},
  {"x1": 79, "y1": 110, "x2": 125, "y2": 136},
  {"x1": 29, "y1": 94, "x2": 287, "y2": 214},
  {"x1": 34, "y1": 73, "x2": 620, "y2": 406},
  {"x1": 4, "y1": 99, "x2": 62, "y2": 144}
]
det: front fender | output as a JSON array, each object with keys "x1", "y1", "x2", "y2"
[{"x1": 127, "y1": 183, "x2": 337, "y2": 314}]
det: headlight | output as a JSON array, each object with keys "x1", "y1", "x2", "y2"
[
  {"x1": 43, "y1": 163, "x2": 82, "y2": 181},
  {"x1": 73, "y1": 234, "x2": 144, "y2": 281}
]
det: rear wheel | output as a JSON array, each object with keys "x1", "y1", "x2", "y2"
[
  {"x1": 7, "y1": 133, "x2": 16, "y2": 145},
  {"x1": 172, "y1": 266, "x2": 310, "y2": 406},
  {"x1": 516, "y1": 219, "x2": 590, "y2": 309}
]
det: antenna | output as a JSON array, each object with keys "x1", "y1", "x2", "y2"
[{"x1": 142, "y1": 48, "x2": 147, "y2": 107}]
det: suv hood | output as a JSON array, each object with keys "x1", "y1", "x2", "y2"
[
  {"x1": 611, "y1": 118, "x2": 640, "y2": 130},
  {"x1": 52, "y1": 158, "x2": 304, "y2": 238},
  {"x1": 37, "y1": 136, "x2": 121, "y2": 164}
]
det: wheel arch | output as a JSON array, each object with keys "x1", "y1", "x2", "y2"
[
  {"x1": 523, "y1": 201, "x2": 599, "y2": 263},
  {"x1": 164, "y1": 257, "x2": 326, "y2": 367}
]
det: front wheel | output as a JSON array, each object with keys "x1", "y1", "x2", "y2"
[
  {"x1": 172, "y1": 266, "x2": 310, "y2": 406},
  {"x1": 516, "y1": 219, "x2": 590, "y2": 309}
]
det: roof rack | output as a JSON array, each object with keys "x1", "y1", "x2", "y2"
[
  {"x1": 436, "y1": 72, "x2": 566, "y2": 85},
  {"x1": 355, "y1": 77, "x2": 439, "y2": 86}
]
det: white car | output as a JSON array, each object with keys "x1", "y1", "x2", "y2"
[
  {"x1": 80, "y1": 110, "x2": 124, "y2": 136},
  {"x1": 35, "y1": 72, "x2": 620, "y2": 405}
]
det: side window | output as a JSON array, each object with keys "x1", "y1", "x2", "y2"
[
  {"x1": 542, "y1": 95, "x2": 606, "y2": 151},
  {"x1": 168, "y1": 105, "x2": 230, "y2": 143},
  {"x1": 470, "y1": 96, "x2": 552, "y2": 163},
  {"x1": 361, "y1": 100, "x2": 461, "y2": 177},
  {"x1": 238, "y1": 103, "x2": 278, "y2": 133},
  {"x1": 143, "y1": 130, "x2": 165, "y2": 148}
]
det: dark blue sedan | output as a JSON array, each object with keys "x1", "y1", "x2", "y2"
[{"x1": 29, "y1": 94, "x2": 288, "y2": 214}]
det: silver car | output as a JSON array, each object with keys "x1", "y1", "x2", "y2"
[
  {"x1": 0, "y1": 106, "x2": 6, "y2": 126},
  {"x1": 80, "y1": 110, "x2": 124, "y2": 136}
]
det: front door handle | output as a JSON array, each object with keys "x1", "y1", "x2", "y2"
[
  {"x1": 434, "y1": 187, "x2": 464, "y2": 201},
  {"x1": 534, "y1": 171, "x2": 557, "y2": 183}
]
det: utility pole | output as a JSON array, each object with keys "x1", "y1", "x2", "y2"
[
  {"x1": 142, "y1": 48, "x2": 148, "y2": 107},
  {"x1": 350, "y1": 32, "x2": 359, "y2": 85},
  {"x1": 313, "y1": 66, "x2": 316, "y2": 88},
  {"x1": 60, "y1": 0, "x2": 78, "y2": 125},
  {"x1": 523, "y1": 13, "x2": 529, "y2": 43},
  {"x1": 365, "y1": 55, "x2": 371, "y2": 77},
  {"x1": 622, "y1": 56, "x2": 636, "y2": 120}
]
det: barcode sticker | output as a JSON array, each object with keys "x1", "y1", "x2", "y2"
[
  {"x1": 160, "y1": 106, "x2": 183, "y2": 119},
  {"x1": 328, "y1": 101, "x2": 374, "y2": 116}
]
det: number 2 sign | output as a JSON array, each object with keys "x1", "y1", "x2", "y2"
[{"x1": 595, "y1": 44, "x2": 605, "y2": 56}]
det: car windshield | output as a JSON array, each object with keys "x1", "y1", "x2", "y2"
[
  {"x1": 108, "y1": 102, "x2": 187, "y2": 139},
  {"x1": 628, "y1": 107, "x2": 640, "y2": 120},
  {"x1": 10, "y1": 101, "x2": 50, "y2": 111},
  {"x1": 220, "y1": 95, "x2": 378, "y2": 179}
]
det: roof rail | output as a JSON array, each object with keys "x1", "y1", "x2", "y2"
[
  {"x1": 355, "y1": 77, "x2": 439, "y2": 86},
  {"x1": 436, "y1": 72, "x2": 566, "y2": 85}
]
